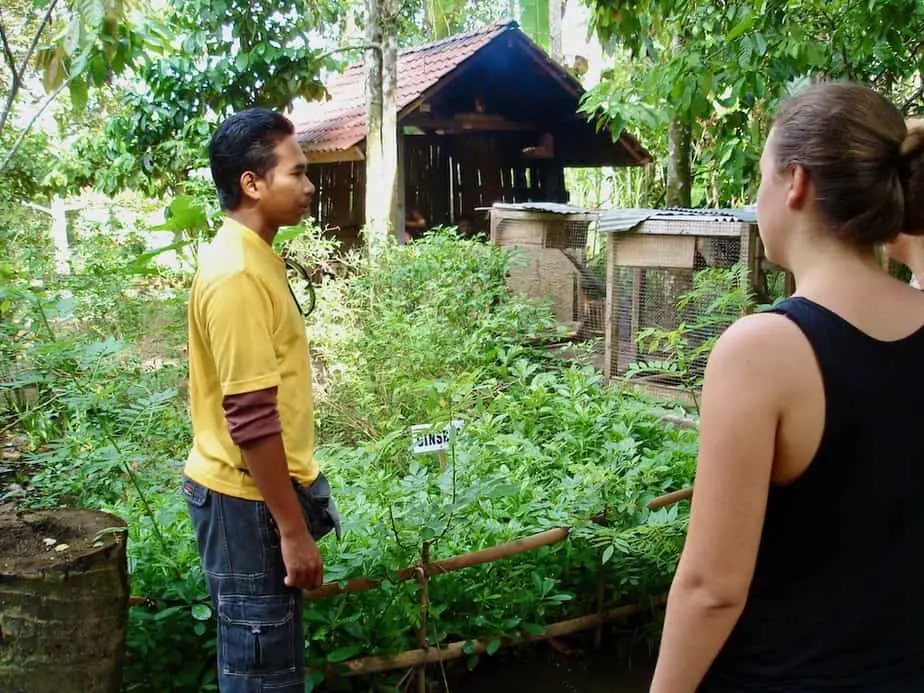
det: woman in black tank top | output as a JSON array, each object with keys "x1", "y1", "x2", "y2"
[{"x1": 648, "y1": 83, "x2": 924, "y2": 693}]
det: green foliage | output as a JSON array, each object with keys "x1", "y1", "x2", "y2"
[
  {"x1": 5, "y1": 225, "x2": 699, "y2": 690},
  {"x1": 0, "y1": 126, "x2": 55, "y2": 204},
  {"x1": 581, "y1": 0, "x2": 924, "y2": 206},
  {"x1": 33, "y1": 0, "x2": 150, "y2": 110},
  {"x1": 518, "y1": 0, "x2": 551, "y2": 50},
  {"x1": 0, "y1": 0, "x2": 151, "y2": 171},
  {"x1": 94, "y1": 0, "x2": 343, "y2": 196},
  {"x1": 302, "y1": 229, "x2": 563, "y2": 442},
  {"x1": 298, "y1": 365, "x2": 697, "y2": 679}
]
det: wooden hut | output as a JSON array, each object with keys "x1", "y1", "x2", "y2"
[{"x1": 295, "y1": 20, "x2": 651, "y2": 246}]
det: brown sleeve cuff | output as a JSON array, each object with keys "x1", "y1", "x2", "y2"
[{"x1": 222, "y1": 386, "x2": 282, "y2": 447}]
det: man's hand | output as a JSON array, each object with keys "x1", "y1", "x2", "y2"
[
  {"x1": 280, "y1": 528, "x2": 324, "y2": 589},
  {"x1": 238, "y1": 432, "x2": 323, "y2": 589}
]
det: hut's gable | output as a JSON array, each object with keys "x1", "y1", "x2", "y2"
[
  {"x1": 296, "y1": 21, "x2": 648, "y2": 166},
  {"x1": 296, "y1": 23, "x2": 508, "y2": 159},
  {"x1": 295, "y1": 21, "x2": 651, "y2": 242}
]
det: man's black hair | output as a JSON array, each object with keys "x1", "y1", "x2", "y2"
[{"x1": 208, "y1": 108, "x2": 296, "y2": 210}]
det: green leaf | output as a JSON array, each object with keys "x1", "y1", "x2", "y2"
[
  {"x1": 518, "y1": 0, "x2": 551, "y2": 49},
  {"x1": 69, "y1": 78, "x2": 90, "y2": 112},
  {"x1": 191, "y1": 603, "x2": 212, "y2": 621},
  {"x1": 151, "y1": 195, "x2": 208, "y2": 233},
  {"x1": 305, "y1": 671, "x2": 325, "y2": 692},
  {"x1": 486, "y1": 638, "x2": 501, "y2": 655},
  {"x1": 726, "y1": 12, "x2": 756, "y2": 41},
  {"x1": 89, "y1": 55, "x2": 109, "y2": 86},
  {"x1": 602, "y1": 544, "x2": 615, "y2": 565},
  {"x1": 521, "y1": 623, "x2": 545, "y2": 636},
  {"x1": 154, "y1": 605, "x2": 185, "y2": 621},
  {"x1": 326, "y1": 644, "x2": 362, "y2": 663},
  {"x1": 194, "y1": 622, "x2": 207, "y2": 636},
  {"x1": 273, "y1": 225, "x2": 308, "y2": 250}
]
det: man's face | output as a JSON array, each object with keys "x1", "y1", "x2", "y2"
[{"x1": 260, "y1": 135, "x2": 315, "y2": 228}]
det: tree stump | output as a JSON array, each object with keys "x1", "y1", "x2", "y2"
[{"x1": 0, "y1": 509, "x2": 129, "y2": 693}]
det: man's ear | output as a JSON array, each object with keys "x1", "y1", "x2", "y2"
[
  {"x1": 786, "y1": 164, "x2": 809, "y2": 211},
  {"x1": 239, "y1": 171, "x2": 263, "y2": 203}
]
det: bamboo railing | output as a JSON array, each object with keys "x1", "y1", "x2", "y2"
[{"x1": 129, "y1": 413, "x2": 697, "y2": 685}]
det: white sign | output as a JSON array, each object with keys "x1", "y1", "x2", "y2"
[{"x1": 410, "y1": 420, "x2": 464, "y2": 454}]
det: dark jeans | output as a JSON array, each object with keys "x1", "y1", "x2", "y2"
[{"x1": 182, "y1": 477, "x2": 305, "y2": 692}]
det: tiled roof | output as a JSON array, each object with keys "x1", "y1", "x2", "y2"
[{"x1": 295, "y1": 20, "x2": 522, "y2": 154}]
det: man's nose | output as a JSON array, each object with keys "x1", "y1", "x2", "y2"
[{"x1": 306, "y1": 177, "x2": 316, "y2": 196}]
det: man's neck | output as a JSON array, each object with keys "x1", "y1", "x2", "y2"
[{"x1": 228, "y1": 209, "x2": 277, "y2": 246}]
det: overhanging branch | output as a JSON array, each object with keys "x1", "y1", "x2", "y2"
[
  {"x1": 0, "y1": 75, "x2": 72, "y2": 172},
  {"x1": 0, "y1": 10, "x2": 18, "y2": 77},
  {"x1": 0, "y1": 0, "x2": 61, "y2": 137}
]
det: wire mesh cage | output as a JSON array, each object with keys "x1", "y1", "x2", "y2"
[
  {"x1": 487, "y1": 203, "x2": 604, "y2": 335},
  {"x1": 598, "y1": 208, "x2": 794, "y2": 394}
]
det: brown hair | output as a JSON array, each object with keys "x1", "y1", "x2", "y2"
[{"x1": 770, "y1": 81, "x2": 924, "y2": 245}]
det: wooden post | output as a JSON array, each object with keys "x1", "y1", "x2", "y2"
[
  {"x1": 396, "y1": 130, "x2": 407, "y2": 243},
  {"x1": 417, "y1": 541, "x2": 431, "y2": 693},
  {"x1": 594, "y1": 550, "x2": 606, "y2": 649},
  {"x1": 629, "y1": 268, "x2": 643, "y2": 364},
  {"x1": 604, "y1": 232, "x2": 618, "y2": 381},
  {"x1": 740, "y1": 225, "x2": 755, "y2": 316},
  {"x1": 438, "y1": 449, "x2": 446, "y2": 471}
]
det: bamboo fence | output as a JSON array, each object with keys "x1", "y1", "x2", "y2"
[
  {"x1": 300, "y1": 476, "x2": 693, "y2": 686},
  {"x1": 304, "y1": 521, "x2": 666, "y2": 687},
  {"x1": 128, "y1": 413, "x2": 697, "y2": 685}
]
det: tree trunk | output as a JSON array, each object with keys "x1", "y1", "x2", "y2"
[
  {"x1": 0, "y1": 509, "x2": 129, "y2": 693},
  {"x1": 549, "y1": 0, "x2": 563, "y2": 62},
  {"x1": 666, "y1": 114, "x2": 692, "y2": 208},
  {"x1": 666, "y1": 33, "x2": 692, "y2": 209},
  {"x1": 382, "y1": 19, "x2": 399, "y2": 238},
  {"x1": 363, "y1": 0, "x2": 400, "y2": 253},
  {"x1": 50, "y1": 195, "x2": 70, "y2": 274}
]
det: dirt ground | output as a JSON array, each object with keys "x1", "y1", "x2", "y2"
[{"x1": 448, "y1": 636, "x2": 655, "y2": 693}]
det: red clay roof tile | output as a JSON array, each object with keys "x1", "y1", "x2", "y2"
[{"x1": 295, "y1": 20, "x2": 519, "y2": 153}]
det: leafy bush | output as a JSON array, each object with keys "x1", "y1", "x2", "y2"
[
  {"x1": 301, "y1": 229, "x2": 564, "y2": 442},
  {"x1": 5, "y1": 226, "x2": 696, "y2": 691}
]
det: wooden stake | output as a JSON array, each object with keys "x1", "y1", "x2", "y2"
[
  {"x1": 438, "y1": 449, "x2": 446, "y2": 471},
  {"x1": 594, "y1": 551, "x2": 605, "y2": 649},
  {"x1": 417, "y1": 542, "x2": 430, "y2": 693}
]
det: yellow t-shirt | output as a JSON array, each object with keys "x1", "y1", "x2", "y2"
[{"x1": 184, "y1": 217, "x2": 318, "y2": 499}]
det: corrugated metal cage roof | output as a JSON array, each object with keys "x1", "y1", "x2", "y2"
[{"x1": 598, "y1": 207, "x2": 758, "y2": 235}]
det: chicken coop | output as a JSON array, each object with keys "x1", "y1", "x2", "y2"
[
  {"x1": 598, "y1": 208, "x2": 794, "y2": 399},
  {"x1": 487, "y1": 203, "x2": 605, "y2": 335}
]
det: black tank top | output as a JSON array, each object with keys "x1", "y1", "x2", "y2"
[{"x1": 700, "y1": 297, "x2": 924, "y2": 692}]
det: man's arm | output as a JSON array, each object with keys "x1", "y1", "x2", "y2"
[
  {"x1": 205, "y1": 271, "x2": 323, "y2": 589},
  {"x1": 240, "y1": 433, "x2": 322, "y2": 589}
]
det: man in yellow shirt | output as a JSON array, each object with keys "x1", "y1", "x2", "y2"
[{"x1": 181, "y1": 107, "x2": 337, "y2": 692}]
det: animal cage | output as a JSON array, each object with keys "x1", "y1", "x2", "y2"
[
  {"x1": 598, "y1": 208, "x2": 794, "y2": 394},
  {"x1": 487, "y1": 202, "x2": 605, "y2": 335}
]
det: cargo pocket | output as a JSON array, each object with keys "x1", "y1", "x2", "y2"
[{"x1": 217, "y1": 593, "x2": 298, "y2": 677}]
